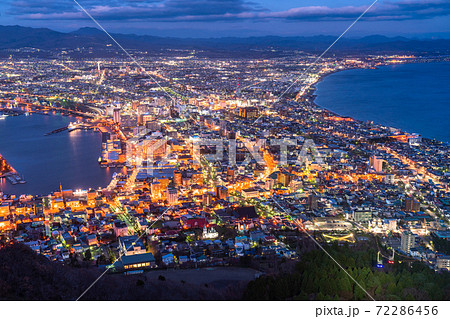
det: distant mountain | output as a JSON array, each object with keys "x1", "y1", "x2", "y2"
[
  {"x1": 0, "y1": 25, "x2": 450, "y2": 57},
  {"x1": 70, "y1": 27, "x2": 106, "y2": 36}
]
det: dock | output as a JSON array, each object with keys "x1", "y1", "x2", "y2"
[
  {"x1": 45, "y1": 126, "x2": 68, "y2": 136},
  {"x1": 0, "y1": 153, "x2": 26, "y2": 185},
  {"x1": 5, "y1": 173, "x2": 27, "y2": 185}
]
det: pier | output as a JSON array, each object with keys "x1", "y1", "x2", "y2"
[
  {"x1": 0, "y1": 153, "x2": 26, "y2": 185},
  {"x1": 44, "y1": 126, "x2": 68, "y2": 136},
  {"x1": 67, "y1": 121, "x2": 92, "y2": 132},
  {"x1": 0, "y1": 153, "x2": 14, "y2": 177},
  {"x1": 4, "y1": 173, "x2": 27, "y2": 185},
  {"x1": 44, "y1": 122, "x2": 93, "y2": 136}
]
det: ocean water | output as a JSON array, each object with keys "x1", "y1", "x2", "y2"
[
  {"x1": 0, "y1": 114, "x2": 120, "y2": 196},
  {"x1": 315, "y1": 62, "x2": 450, "y2": 143}
]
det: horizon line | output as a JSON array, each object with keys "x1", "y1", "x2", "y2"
[{"x1": 2, "y1": 24, "x2": 450, "y2": 40}]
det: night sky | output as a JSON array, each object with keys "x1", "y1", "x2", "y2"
[{"x1": 0, "y1": 0, "x2": 449, "y2": 38}]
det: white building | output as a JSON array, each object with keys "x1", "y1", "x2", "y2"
[
  {"x1": 202, "y1": 226, "x2": 219, "y2": 239},
  {"x1": 384, "y1": 174, "x2": 395, "y2": 184},
  {"x1": 436, "y1": 256, "x2": 450, "y2": 271},
  {"x1": 353, "y1": 208, "x2": 372, "y2": 223},
  {"x1": 401, "y1": 231, "x2": 415, "y2": 254}
]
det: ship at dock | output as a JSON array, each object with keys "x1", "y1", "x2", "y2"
[
  {"x1": 5, "y1": 174, "x2": 27, "y2": 185},
  {"x1": 68, "y1": 121, "x2": 91, "y2": 132}
]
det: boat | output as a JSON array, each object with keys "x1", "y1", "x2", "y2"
[
  {"x1": 0, "y1": 114, "x2": 7, "y2": 120},
  {"x1": 5, "y1": 173, "x2": 26, "y2": 185},
  {"x1": 16, "y1": 175, "x2": 27, "y2": 184},
  {"x1": 68, "y1": 121, "x2": 77, "y2": 132},
  {"x1": 68, "y1": 120, "x2": 87, "y2": 132},
  {"x1": 6, "y1": 175, "x2": 17, "y2": 185}
]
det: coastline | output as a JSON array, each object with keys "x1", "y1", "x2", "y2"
[
  {"x1": 307, "y1": 61, "x2": 450, "y2": 144},
  {"x1": 0, "y1": 113, "x2": 114, "y2": 196},
  {"x1": 1, "y1": 59, "x2": 449, "y2": 197},
  {"x1": 0, "y1": 153, "x2": 16, "y2": 177},
  {"x1": 308, "y1": 66, "x2": 369, "y2": 117}
]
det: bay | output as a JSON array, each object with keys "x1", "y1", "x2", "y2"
[
  {"x1": 0, "y1": 113, "x2": 120, "y2": 196},
  {"x1": 315, "y1": 62, "x2": 450, "y2": 143}
]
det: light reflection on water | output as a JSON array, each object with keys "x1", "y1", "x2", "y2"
[
  {"x1": 315, "y1": 62, "x2": 450, "y2": 143},
  {"x1": 0, "y1": 113, "x2": 120, "y2": 196}
]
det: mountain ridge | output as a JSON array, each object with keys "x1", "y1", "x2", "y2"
[{"x1": 0, "y1": 25, "x2": 449, "y2": 56}]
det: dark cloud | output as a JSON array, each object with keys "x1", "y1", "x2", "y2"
[
  {"x1": 5, "y1": 0, "x2": 450, "y2": 22},
  {"x1": 244, "y1": 0, "x2": 450, "y2": 22}
]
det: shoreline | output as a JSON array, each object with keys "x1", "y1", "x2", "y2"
[
  {"x1": 0, "y1": 153, "x2": 26, "y2": 186},
  {"x1": 0, "y1": 153, "x2": 16, "y2": 178},
  {"x1": 309, "y1": 66, "x2": 370, "y2": 117},
  {"x1": 0, "y1": 113, "x2": 111, "y2": 197},
  {"x1": 307, "y1": 61, "x2": 450, "y2": 144},
  {"x1": 2, "y1": 59, "x2": 449, "y2": 197}
]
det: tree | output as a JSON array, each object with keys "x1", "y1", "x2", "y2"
[{"x1": 84, "y1": 249, "x2": 92, "y2": 261}]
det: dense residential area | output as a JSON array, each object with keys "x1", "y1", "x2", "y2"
[{"x1": 0, "y1": 47, "x2": 449, "y2": 301}]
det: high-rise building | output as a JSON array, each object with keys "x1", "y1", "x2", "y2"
[
  {"x1": 307, "y1": 194, "x2": 318, "y2": 211},
  {"x1": 166, "y1": 187, "x2": 178, "y2": 204},
  {"x1": 215, "y1": 185, "x2": 229, "y2": 200},
  {"x1": 239, "y1": 107, "x2": 258, "y2": 119},
  {"x1": 219, "y1": 120, "x2": 227, "y2": 131},
  {"x1": 369, "y1": 155, "x2": 384, "y2": 173},
  {"x1": 226, "y1": 166, "x2": 235, "y2": 181},
  {"x1": 145, "y1": 120, "x2": 161, "y2": 132},
  {"x1": 405, "y1": 198, "x2": 421, "y2": 212},
  {"x1": 203, "y1": 192, "x2": 214, "y2": 207},
  {"x1": 278, "y1": 171, "x2": 292, "y2": 187},
  {"x1": 113, "y1": 108, "x2": 121, "y2": 124},
  {"x1": 353, "y1": 208, "x2": 372, "y2": 223},
  {"x1": 173, "y1": 170, "x2": 182, "y2": 186},
  {"x1": 151, "y1": 181, "x2": 161, "y2": 196},
  {"x1": 401, "y1": 231, "x2": 415, "y2": 253},
  {"x1": 121, "y1": 114, "x2": 138, "y2": 128}
]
